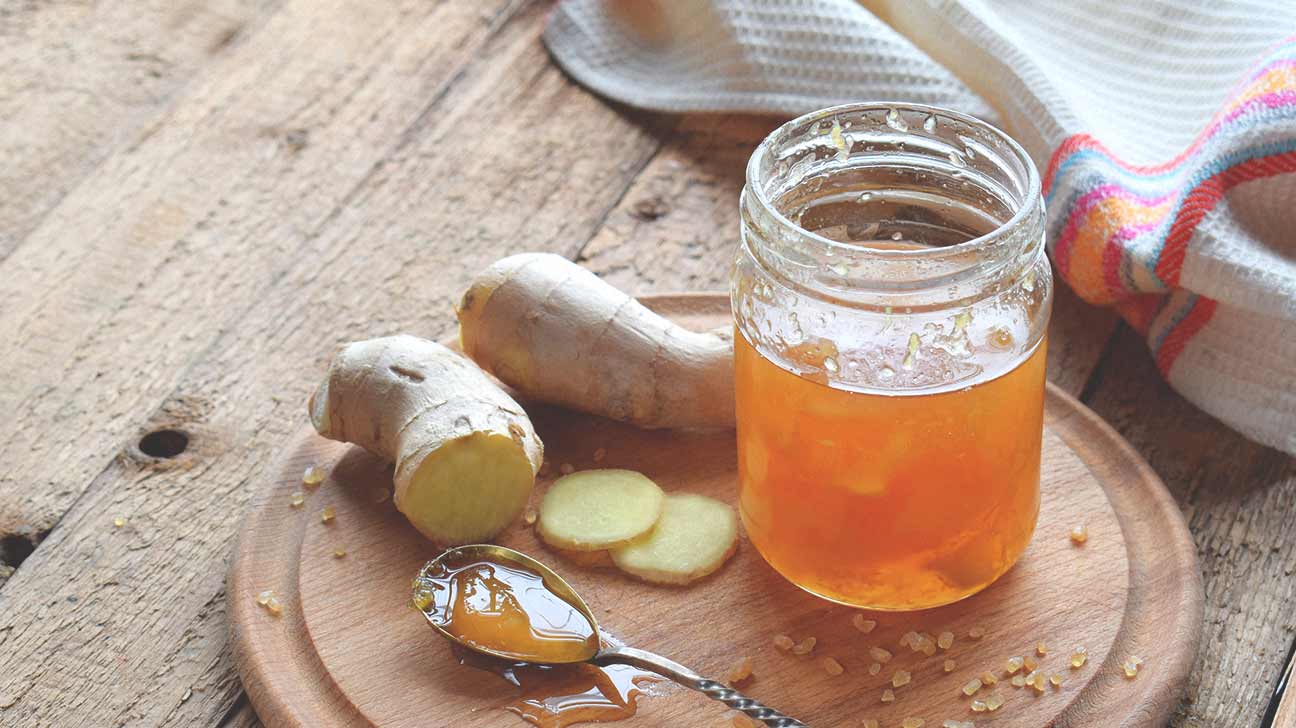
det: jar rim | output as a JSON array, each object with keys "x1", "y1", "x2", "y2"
[{"x1": 744, "y1": 102, "x2": 1042, "y2": 264}]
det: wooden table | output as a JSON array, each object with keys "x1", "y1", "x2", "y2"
[{"x1": 0, "y1": 2, "x2": 1291, "y2": 727}]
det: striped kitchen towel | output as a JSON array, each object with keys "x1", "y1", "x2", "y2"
[{"x1": 544, "y1": 0, "x2": 1296, "y2": 456}]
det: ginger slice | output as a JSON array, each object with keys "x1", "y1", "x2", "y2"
[
  {"x1": 611, "y1": 493, "x2": 737, "y2": 585},
  {"x1": 538, "y1": 469, "x2": 665, "y2": 551}
]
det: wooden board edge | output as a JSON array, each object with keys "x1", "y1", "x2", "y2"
[
  {"x1": 1045, "y1": 384, "x2": 1204, "y2": 728},
  {"x1": 228, "y1": 430, "x2": 367, "y2": 728}
]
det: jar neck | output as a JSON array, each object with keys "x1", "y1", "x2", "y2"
[{"x1": 740, "y1": 103, "x2": 1044, "y2": 311}]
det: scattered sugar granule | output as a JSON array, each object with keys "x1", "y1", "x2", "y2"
[
  {"x1": 321, "y1": 505, "x2": 336, "y2": 523},
  {"x1": 1070, "y1": 646, "x2": 1088, "y2": 668},
  {"x1": 559, "y1": 463, "x2": 575, "y2": 475},
  {"x1": 893, "y1": 669, "x2": 912, "y2": 688},
  {"x1": 901, "y1": 631, "x2": 919, "y2": 649},
  {"x1": 289, "y1": 491, "x2": 305, "y2": 508},
  {"x1": 971, "y1": 699, "x2": 988, "y2": 712},
  {"x1": 1036, "y1": 641, "x2": 1048, "y2": 656},
  {"x1": 901, "y1": 718, "x2": 925, "y2": 728},
  {"x1": 523, "y1": 508, "x2": 538, "y2": 526},
  {"x1": 263, "y1": 595, "x2": 283, "y2": 616},
  {"x1": 1050, "y1": 673, "x2": 1064, "y2": 687},
  {"x1": 944, "y1": 659, "x2": 956, "y2": 673},
  {"x1": 1123, "y1": 656, "x2": 1143, "y2": 678},
  {"x1": 113, "y1": 517, "x2": 126, "y2": 529},
  {"x1": 979, "y1": 672, "x2": 998, "y2": 686},
  {"x1": 1023, "y1": 656, "x2": 1038, "y2": 672},
  {"x1": 593, "y1": 447, "x2": 607, "y2": 463},
  {"x1": 792, "y1": 637, "x2": 817, "y2": 655},
  {"x1": 985, "y1": 692, "x2": 1004, "y2": 711},
  {"x1": 821, "y1": 657, "x2": 844, "y2": 676},
  {"x1": 869, "y1": 646, "x2": 893, "y2": 663},
  {"x1": 869, "y1": 662, "x2": 883, "y2": 676},
  {"x1": 938, "y1": 631, "x2": 954, "y2": 650},
  {"x1": 333, "y1": 547, "x2": 347, "y2": 558},
  {"x1": 920, "y1": 637, "x2": 938, "y2": 656},
  {"x1": 962, "y1": 678, "x2": 982, "y2": 696},
  {"x1": 1011, "y1": 675, "x2": 1027, "y2": 688},
  {"x1": 881, "y1": 689, "x2": 896, "y2": 704},
  {"x1": 1070, "y1": 524, "x2": 1088, "y2": 545},
  {"x1": 1026, "y1": 671, "x2": 1046, "y2": 692},
  {"x1": 302, "y1": 465, "x2": 326, "y2": 487},
  {"x1": 853, "y1": 614, "x2": 878, "y2": 633},
  {"x1": 773, "y1": 634, "x2": 795, "y2": 651},
  {"x1": 968, "y1": 626, "x2": 987, "y2": 640},
  {"x1": 726, "y1": 656, "x2": 754, "y2": 685},
  {"x1": 1005, "y1": 656, "x2": 1024, "y2": 674},
  {"x1": 256, "y1": 589, "x2": 273, "y2": 606}
]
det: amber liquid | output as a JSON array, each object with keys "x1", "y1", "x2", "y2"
[
  {"x1": 422, "y1": 558, "x2": 599, "y2": 662},
  {"x1": 416, "y1": 555, "x2": 662, "y2": 727},
  {"x1": 735, "y1": 334, "x2": 1046, "y2": 610}
]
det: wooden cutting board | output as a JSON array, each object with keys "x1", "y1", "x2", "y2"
[{"x1": 228, "y1": 293, "x2": 1202, "y2": 728}]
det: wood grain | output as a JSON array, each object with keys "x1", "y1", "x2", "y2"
[
  {"x1": 0, "y1": 0, "x2": 280, "y2": 260},
  {"x1": 0, "y1": 1, "x2": 668, "y2": 725},
  {"x1": 0, "y1": 1, "x2": 1285, "y2": 726},
  {"x1": 1082, "y1": 325, "x2": 1296, "y2": 728},
  {"x1": 229, "y1": 294, "x2": 1199, "y2": 728}
]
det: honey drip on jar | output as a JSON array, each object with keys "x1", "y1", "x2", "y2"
[{"x1": 416, "y1": 555, "x2": 664, "y2": 726}]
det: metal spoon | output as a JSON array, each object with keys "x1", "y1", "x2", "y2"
[{"x1": 417, "y1": 544, "x2": 807, "y2": 728}]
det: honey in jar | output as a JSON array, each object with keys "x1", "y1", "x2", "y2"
[{"x1": 732, "y1": 103, "x2": 1052, "y2": 610}]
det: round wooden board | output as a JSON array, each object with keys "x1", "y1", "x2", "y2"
[{"x1": 228, "y1": 293, "x2": 1202, "y2": 728}]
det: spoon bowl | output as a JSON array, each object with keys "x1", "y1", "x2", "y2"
[
  {"x1": 415, "y1": 545, "x2": 807, "y2": 727},
  {"x1": 417, "y1": 543, "x2": 600, "y2": 664}
]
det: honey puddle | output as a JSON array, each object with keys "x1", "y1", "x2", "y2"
[
  {"x1": 417, "y1": 554, "x2": 666, "y2": 727},
  {"x1": 454, "y1": 647, "x2": 665, "y2": 728}
]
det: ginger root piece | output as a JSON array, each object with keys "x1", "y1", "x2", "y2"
[
  {"x1": 537, "y1": 469, "x2": 664, "y2": 551},
  {"x1": 309, "y1": 335, "x2": 542, "y2": 545},
  {"x1": 611, "y1": 493, "x2": 738, "y2": 585},
  {"x1": 457, "y1": 253, "x2": 735, "y2": 429}
]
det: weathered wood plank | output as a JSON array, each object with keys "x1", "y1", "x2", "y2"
[
  {"x1": 0, "y1": 0, "x2": 552, "y2": 563},
  {"x1": 1082, "y1": 325, "x2": 1296, "y2": 728},
  {"x1": 0, "y1": 0, "x2": 281, "y2": 259},
  {"x1": 0, "y1": 1, "x2": 673, "y2": 724},
  {"x1": 575, "y1": 113, "x2": 1119, "y2": 396}
]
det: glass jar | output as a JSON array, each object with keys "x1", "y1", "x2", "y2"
[{"x1": 732, "y1": 103, "x2": 1051, "y2": 611}]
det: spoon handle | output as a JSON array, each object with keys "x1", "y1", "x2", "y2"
[{"x1": 595, "y1": 646, "x2": 808, "y2": 727}]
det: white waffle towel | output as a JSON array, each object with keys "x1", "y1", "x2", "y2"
[{"x1": 545, "y1": 0, "x2": 1296, "y2": 455}]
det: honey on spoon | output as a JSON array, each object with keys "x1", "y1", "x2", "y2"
[{"x1": 414, "y1": 544, "x2": 806, "y2": 727}]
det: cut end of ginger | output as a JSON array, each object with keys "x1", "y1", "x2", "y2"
[
  {"x1": 400, "y1": 431, "x2": 536, "y2": 545},
  {"x1": 538, "y1": 469, "x2": 664, "y2": 551},
  {"x1": 610, "y1": 492, "x2": 737, "y2": 585}
]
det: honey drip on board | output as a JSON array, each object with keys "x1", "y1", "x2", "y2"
[
  {"x1": 417, "y1": 555, "x2": 664, "y2": 726},
  {"x1": 453, "y1": 647, "x2": 661, "y2": 728}
]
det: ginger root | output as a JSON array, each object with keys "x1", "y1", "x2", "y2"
[
  {"x1": 457, "y1": 253, "x2": 735, "y2": 429},
  {"x1": 309, "y1": 335, "x2": 542, "y2": 545}
]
